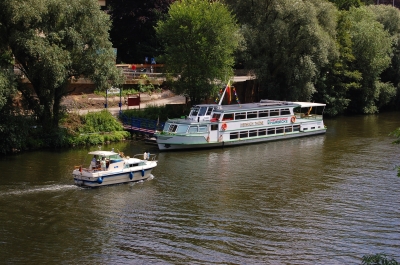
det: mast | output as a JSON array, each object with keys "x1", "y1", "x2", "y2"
[{"x1": 218, "y1": 81, "x2": 230, "y2": 105}]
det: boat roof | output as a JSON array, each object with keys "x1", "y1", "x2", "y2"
[
  {"x1": 292, "y1": 102, "x2": 326, "y2": 107},
  {"x1": 191, "y1": 100, "x2": 325, "y2": 112},
  {"x1": 88, "y1": 151, "x2": 119, "y2": 156}
]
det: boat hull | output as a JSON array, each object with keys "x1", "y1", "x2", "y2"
[
  {"x1": 73, "y1": 165, "x2": 156, "y2": 188},
  {"x1": 157, "y1": 129, "x2": 326, "y2": 150}
]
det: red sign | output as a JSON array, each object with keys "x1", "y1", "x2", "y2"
[{"x1": 127, "y1": 94, "x2": 140, "y2": 106}]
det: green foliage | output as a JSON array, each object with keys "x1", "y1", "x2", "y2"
[
  {"x1": 0, "y1": 0, "x2": 123, "y2": 133},
  {"x1": 328, "y1": 0, "x2": 363, "y2": 10},
  {"x1": 156, "y1": 0, "x2": 240, "y2": 104},
  {"x1": 59, "y1": 110, "x2": 129, "y2": 147},
  {"x1": 0, "y1": 115, "x2": 36, "y2": 154},
  {"x1": 314, "y1": 12, "x2": 360, "y2": 116},
  {"x1": 121, "y1": 104, "x2": 189, "y2": 122},
  {"x1": 344, "y1": 6, "x2": 394, "y2": 114},
  {"x1": 81, "y1": 110, "x2": 124, "y2": 133},
  {"x1": 233, "y1": 0, "x2": 338, "y2": 101},
  {"x1": 107, "y1": 0, "x2": 173, "y2": 63},
  {"x1": 362, "y1": 253, "x2": 399, "y2": 265},
  {"x1": 369, "y1": 5, "x2": 400, "y2": 110}
]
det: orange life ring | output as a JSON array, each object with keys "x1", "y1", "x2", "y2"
[
  {"x1": 291, "y1": 116, "x2": 296, "y2": 123},
  {"x1": 221, "y1": 123, "x2": 227, "y2": 130}
]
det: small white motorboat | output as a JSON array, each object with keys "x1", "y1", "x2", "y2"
[{"x1": 72, "y1": 149, "x2": 157, "y2": 187}]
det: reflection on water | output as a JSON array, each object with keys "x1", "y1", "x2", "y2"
[{"x1": 0, "y1": 112, "x2": 400, "y2": 264}]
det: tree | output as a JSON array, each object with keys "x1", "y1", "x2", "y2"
[
  {"x1": 228, "y1": 0, "x2": 338, "y2": 102},
  {"x1": 369, "y1": 4, "x2": 400, "y2": 111},
  {"x1": 107, "y1": 0, "x2": 174, "y2": 64},
  {"x1": 328, "y1": 0, "x2": 363, "y2": 10},
  {"x1": 344, "y1": 6, "x2": 394, "y2": 114},
  {"x1": 0, "y1": 0, "x2": 123, "y2": 132},
  {"x1": 155, "y1": 0, "x2": 240, "y2": 105},
  {"x1": 0, "y1": 49, "x2": 16, "y2": 111},
  {"x1": 314, "y1": 11, "x2": 362, "y2": 116}
]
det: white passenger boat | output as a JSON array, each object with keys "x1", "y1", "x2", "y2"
[
  {"x1": 72, "y1": 149, "x2": 157, "y2": 187},
  {"x1": 154, "y1": 85, "x2": 327, "y2": 150}
]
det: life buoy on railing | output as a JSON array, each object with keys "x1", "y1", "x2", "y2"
[
  {"x1": 291, "y1": 116, "x2": 296, "y2": 123},
  {"x1": 221, "y1": 122, "x2": 227, "y2": 131}
]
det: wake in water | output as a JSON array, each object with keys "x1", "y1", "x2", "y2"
[{"x1": 0, "y1": 184, "x2": 78, "y2": 196}]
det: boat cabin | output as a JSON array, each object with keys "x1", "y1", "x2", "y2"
[{"x1": 188, "y1": 104, "x2": 218, "y2": 122}]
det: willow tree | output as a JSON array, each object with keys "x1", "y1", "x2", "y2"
[
  {"x1": 156, "y1": 0, "x2": 240, "y2": 105},
  {"x1": 344, "y1": 6, "x2": 394, "y2": 114},
  {"x1": 0, "y1": 0, "x2": 123, "y2": 131},
  {"x1": 369, "y1": 4, "x2": 400, "y2": 111},
  {"x1": 228, "y1": 0, "x2": 338, "y2": 102}
]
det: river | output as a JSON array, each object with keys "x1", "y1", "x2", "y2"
[{"x1": 0, "y1": 112, "x2": 399, "y2": 264}]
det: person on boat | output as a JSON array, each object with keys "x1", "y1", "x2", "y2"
[
  {"x1": 100, "y1": 157, "x2": 106, "y2": 171},
  {"x1": 91, "y1": 156, "x2": 97, "y2": 169},
  {"x1": 143, "y1": 151, "x2": 148, "y2": 160}
]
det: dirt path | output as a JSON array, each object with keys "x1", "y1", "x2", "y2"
[{"x1": 63, "y1": 91, "x2": 186, "y2": 115}]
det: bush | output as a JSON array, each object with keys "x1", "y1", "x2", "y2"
[
  {"x1": 121, "y1": 104, "x2": 189, "y2": 122},
  {"x1": 60, "y1": 110, "x2": 130, "y2": 147}
]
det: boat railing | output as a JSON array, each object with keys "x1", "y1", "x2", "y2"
[{"x1": 133, "y1": 154, "x2": 157, "y2": 161}]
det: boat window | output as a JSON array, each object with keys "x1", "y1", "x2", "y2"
[
  {"x1": 249, "y1": 130, "x2": 257, "y2": 137},
  {"x1": 293, "y1": 125, "x2": 300, "y2": 132},
  {"x1": 163, "y1": 122, "x2": 171, "y2": 132},
  {"x1": 230, "y1": 132, "x2": 239, "y2": 139},
  {"x1": 222, "y1": 113, "x2": 234, "y2": 120},
  {"x1": 188, "y1": 126, "x2": 198, "y2": 133},
  {"x1": 129, "y1": 163, "x2": 139, "y2": 167},
  {"x1": 258, "y1": 129, "x2": 267, "y2": 136},
  {"x1": 276, "y1": 127, "x2": 284, "y2": 134},
  {"x1": 247, "y1": 111, "x2": 258, "y2": 119},
  {"x1": 198, "y1": 125, "x2": 208, "y2": 133},
  {"x1": 259, "y1": 110, "x2": 269, "y2": 117},
  {"x1": 206, "y1": 107, "x2": 213, "y2": 115},
  {"x1": 280, "y1": 108, "x2": 291, "y2": 115},
  {"x1": 267, "y1": 128, "x2": 275, "y2": 135},
  {"x1": 211, "y1": 124, "x2": 218, "y2": 131},
  {"x1": 190, "y1": 107, "x2": 199, "y2": 116},
  {"x1": 240, "y1": 131, "x2": 248, "y2": 138},
  {"x1": 270, "y1": 110, "x2": 279, "y2": 116},
  {"x1": 176, "y1": 125, "x2": 189, "y2": 133},
  {"x1": 235, "y1": 112, "x2": 246, "y2": 120},
  {"x1": 198, "y1": 107, "x2": 208, "y2": 116},
  {"x1": 212, "y1": 113, "x2": 221, "y2": 120},
  {"x1": 285, "y1": 126, "x2": 292, "y2": 133},
  {"x1": 168, "y1": 124, "x2": 178, "y2": 132}
]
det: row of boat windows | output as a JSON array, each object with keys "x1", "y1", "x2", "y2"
[
  {"x1": 190, "y1": 106, "x2": 214, "y2": 116},
  {"x1": 165, "y1": 123, "x2": 320, "y2": 134},
  {"x1": 189, "y1": 106, "x2": 292, "y2": 120},
  {"x1": 212, "y1": 108, "x2": 291, "y2": 121},
  {"x1": 230, "y1": 125, "x2": 301, "y2": 139},
  {"x1": 125, "y1": 162, "x2": 145, "y2": 168},
  {"x1": 165, "y1": 123, "x2": 210, "y2": 133}
]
